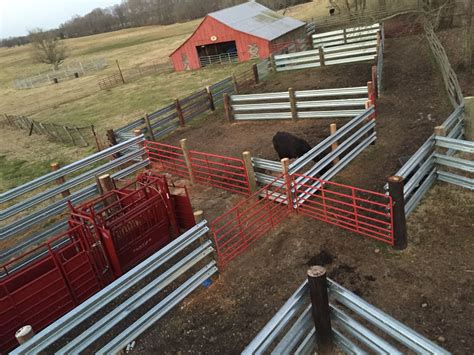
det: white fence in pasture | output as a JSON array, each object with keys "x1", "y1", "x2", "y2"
[
  {"x1": 312, "y1": 23, "x2": 381, "y2": 48},
  {"x1": 273, "y1": 23, "x2": 382, "y2": 72}
]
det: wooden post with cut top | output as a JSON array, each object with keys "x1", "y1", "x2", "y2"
[
  {"x1": 307, "y1": 265, "x2": 333, "y2": 353},
  {"x1": 281, "y1": 158, "x2": 294, "y2": 209},
  {"x1": 269, "y1": 54, "x2": 277, "y2": 72},
  {"x1": 180, "y1": 138, "x2": 195, "y2": 184},
  {"x1": 252, "y1": 63, "x2": 259, "y2": 85},
  {"x1": 288, "y1": 87, "x2": 298, "y2": 121},
  {"x1": 144, "y1": 113, "x2": 155, "y2": 142},
  {"x1": 206, "y1": 85, "x2": 215, "y2": 111},
  {"x1": 329, "y1": 123, "x2": 340, "y2": 165},
  {"x1": 242, "y1": 151, "x2": 258, "y2": 195},
  {"x1": 51, "y1": 162, "x2": 70, "y2": 198},
  {"x1": 224, "y1": 93, "x2": 234, "y2": 122},
  {"x1": 175, "y1": 98, "x2": 185, "y2": 127},
  {"x1": 318, "y1": 46, "x2": 325, "y2": 66},
  {"x1": 232, "y1": 74, "x2": 239, "y2": 94},
  {"x1": 16, "y1": 325, "x2": 35, "y2": 345},
  {"x1": 388, "y1": 176, "x2": 407, "y2": 250}
]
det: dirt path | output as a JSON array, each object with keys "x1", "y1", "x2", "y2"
[{"x1": 125, "y1": 25, "x2": 472, "y2": 354}]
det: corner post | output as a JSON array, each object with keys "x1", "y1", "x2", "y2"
[
  {"x1": 289, "y1": 87, "x2": 298, "y2": 121},
  {"x1": 51, "y1": 162, "x2": 70, "y2": 198},
  {"x1": 180, "y1": 138, "x2": 195, "y2": 184},
  {"x1": 16, "y1": 325, "x2": 35, "y2": 345},
  {"x1": 388, "y1": 176, "x2": 407, "y2": 250},
  {"x1": 224, "y1": 93, "x2": 234, "y2": 122},
  {"x1": 307, "y1": 266, "x2": 333, "y2": 353},
  {"x1": 242, "y1": 151, "x2": 258, "y2": 195}
]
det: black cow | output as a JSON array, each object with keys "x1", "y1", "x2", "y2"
[{"x1": 272, "y1": 131, "x2": 331, "y2": 175}]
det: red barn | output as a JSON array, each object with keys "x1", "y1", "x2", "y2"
[{"x1": 169, "y1": 2, "x2": 306, "y2": 71}]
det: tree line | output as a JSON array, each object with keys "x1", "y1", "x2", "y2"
[{"x1": 0, "y1": 0, "x2": 310, "y2": 48}]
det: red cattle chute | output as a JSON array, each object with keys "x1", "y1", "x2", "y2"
[
  {"x1": 211, "y1": 175, "x2": 291, "y2": 267},
  {"x1": 145, "y1": 141, "x2": 189, "y2": 178},
  {"x1": 0, "y1": 223, "x2": 106, "y2": 352},
  {"x1": 70, "y1": 173, "x2": 179, "y2": 277},
  {"x1": 190, "y1": 150, "x2": 251, "y2": 196},
  {"x1": 292, "y1": 174, "x2": 394, "y2": 245}
]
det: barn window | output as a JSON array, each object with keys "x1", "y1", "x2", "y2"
[{"x1": 197, "y1": 41, "x2": 238, "y2": 67}]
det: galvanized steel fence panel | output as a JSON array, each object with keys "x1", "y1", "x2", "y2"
[
  {"x1": 312, "y1": 23, "x2": 381, "y2": 48},
  {"x1": 11, "y1": 221, "x2": 216, "y2": 354}
]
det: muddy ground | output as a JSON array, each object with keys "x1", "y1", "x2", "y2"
[{"x1": 66, "y1": 20, "x2": 473, "y2": 354}]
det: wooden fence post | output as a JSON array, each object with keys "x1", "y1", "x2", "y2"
[
  {"x1": 270, "y1": 54, "x2": 277, "y2": 72},
  {"x1": 106, "y1": 129, "x2": 117, "y2": 147},
  {"x1": 343, "y1": 28, "x2": 347, "y2": 44},
  {"x1": 371, "y1": 65, "x2": 378, "y2": 98},
  {"x1": 232, "y1": 74, "x2": 239, "y2": 94},
  {"x1": 90, "y1": 125, "x2": 102, "y2": 151},
  {"x1": 224, "y1": 93, "x2": 234, "y2": 122},
  {"x1": 180, "y1": 138, "x2": 195, "y2": 184},
  {"x1": 206, "y1": 86, "x2": 215, "y2": 111},
  {"x1": 50, "y1": 162, "x2": 71, "y2": 198},
  {"x1": 307, "y1": 266, "x2": 333, "y2": 353},
  {"x1": 242, "y1": 151, "x2": 258, "y2": 195},
  {"x1": 329, "y1": 123, "x2": 340, "y2": 165},
  {"x1": 318, "y1": 46, "x2": 326, "y2": 66},
  {"x1": 134, "y1": 128, "x2": 148, "y2": 161},
  {"x1": 367, "y1": 81, "x2": 375, "y2": 103},
  {"x1": 434, "y1": 126, "x2": 447, "y2": 155},
  {"x1": 289, "y1": 87, "x2": 298, "y2": 121},
  {"x1": 175, "y1": 98, "x2": 185, "y2": 127},
  {"x1": 98, "y1": 174, "x2": 118, "y2": 205},
  {"x1": 388, "y1": 176, "x2": 407, "y2": 250},
  {"x1": 144, "y1": 113, "x2": 155, "y2": 141},
  {"x1": 281, "y1": 158, "x2": 294, "y2": 210},
  {"x1": 16, "y1": 325, "x2": 35, "y2": 345},
  {"x1": 252, "y1": 63, "x2": 259, "y2": 85}
]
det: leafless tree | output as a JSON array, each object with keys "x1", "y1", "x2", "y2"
[{"x1": 28, "y1": 29, "x2": 67, "y2": 70}]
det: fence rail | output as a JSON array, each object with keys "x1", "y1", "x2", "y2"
[
  {"x1": 0, "y1": 136, "x2": 147, "y2": 264},
  {"x1": 229, "y1": 86, "x2": 369, "y2": 121},
  {"x1": 199, "y1": 52, "x2": 238, "y2": 67},
  {"x1": 11, "y1": 221, "x2": 217, "y2": 355},
  {"x1": 312, "y1": 23, "x2": 381, "y2": 48},
  {"x1": 2, "y1": 114, "x2": 98, "y2": 148},
  {"x1": 243, "y1": 276, "x2": 449, "y2": 354}
]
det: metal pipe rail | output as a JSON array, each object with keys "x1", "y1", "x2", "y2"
[
  {"x1": 435, "y1": 136, "x2": 474, "y2": 153},
  {"x1": 243, "y1": 278, "x2": 450, "y2": 355},
  {"x1": 11, "y1": 221, "x2": 212, "y2": 354},
  {"x1": 437, "y1": 170, "x2": 474, "y2": 190},
  {"x1": 251, "y1": 157, "x2": 283, "y2": 172}
]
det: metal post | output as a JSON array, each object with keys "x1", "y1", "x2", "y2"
[
  {"x1": 329, "y1": 123, "x2": 340, "y2": 165},
  {"x1": 252, "y1": 63, "x2": 259, "y2": 85},
  {"x1": 242, "y1": 151, "x2": 258, "y2": 195},
  {"x1": 288, "y1": 87, "x2": 298, "y2": 121},
  {"x1": 206, "y1": 85, "x2": 215, "y2": 111},
  {"x1": 175, "y1": 98, "x2": 185, "y2": 127},
  {"x1": 180, "y1": 138, "x2": 195, "y2": 184},
  {"x1": 224, "y1": 93, "x2": 233, "y2": 122},
  {"x1": 16, "y1": 325, "x2": 35, "y2": 345},
  {"x1": 388, "y1": 176, "x2": 407, "y2": 250},
  {"x1": 318, "y1": 46, "x2": 325, "y2": 66},
  {"x1": 50, "y1": 162, "x2": 71, "y2": 198},
  {"x1": 144, "y1": 113, "x2": 155, "y2": 141},
  {"x1": 307, "y1": 265, "x2": 333, "y2": 353}
]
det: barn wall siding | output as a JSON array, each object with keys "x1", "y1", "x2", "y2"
[{"x1": 170, "y1": 16, "x2": 272, "y2": 71}]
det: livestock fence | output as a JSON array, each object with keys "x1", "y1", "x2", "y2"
[
  {"x1": 14, "y1": 58, "x2": 108, "y2": 89},
  {"x1": 271, "y1": 23, "x2": 383, "y2": 72},
  {"x1": 226, "y1": 85, "x2": 372, "y2": 122},
  {"x1": 112, "y1": 61, "x2": 267, "y2": 144},
  {"x1": 8, "y1": 221, "x2": 216, "y2": 354},
  {"x1": 243, "y1": 266, "x2": 449, "y2": 354},
  {"x1": 199, "y1": 51, "x2": 239, "y2": 67},
  {"x1": 2, "y1": 113, "x2": 101, "y2": 149}
]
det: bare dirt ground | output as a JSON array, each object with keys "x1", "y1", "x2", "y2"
[{"x1": 72, "y1": 20, "x2": 473, "y2": 354}]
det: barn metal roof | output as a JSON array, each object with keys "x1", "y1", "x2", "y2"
[{"x1": 208, "y1": 2, "x2": 305, "y2": 41}]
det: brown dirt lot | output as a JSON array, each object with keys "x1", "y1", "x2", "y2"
[{"x1": 44, "y1": 20, "x2": 473, "y2": 354}]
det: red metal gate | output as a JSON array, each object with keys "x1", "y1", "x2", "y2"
[
  {"x1": 145, "y1": 140, "x2": 251, "y2": 196},
  {"x1": 0, "y1": 223, "x2": 105, "y2": 352},
  {"x1": 211, "y1": 175, "x2": 290, "y2": 266},
  {"x1": 189, "y1": 150, "x2": 250, "y2": 195},
  {"x1": 292, "y1": 174, "x2": 394, "y2": 245}
]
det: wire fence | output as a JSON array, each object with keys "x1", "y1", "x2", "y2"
[{"x1": 2, "y1": 113, "x2": 101, "y2": 148}]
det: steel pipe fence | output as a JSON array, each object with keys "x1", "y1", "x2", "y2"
[
  {"x1": 145, "y1": 141, "x2": 189, "y2": 178},
  {"x1": 243, "y1": 278, "x2": 449, "y2": 355},
  {"x1": 0, "y1": 136, "x2": 147, "y2": 263},
  {"x1": 230, "y1": 86, "x2": 369, "y2": 121},
  {"x1": 199, "y1": 52, "x2": 239, "y2": 67},
  {"x1": 312, "y1": 24, "x2": 381, "y2": 48},
  {"x1": 11, "y1": 221, "x2": 216, "y2": 355},
  {"x1": 209, "y1": 77, "x2": 235, "y2": 106},
  {"x1": 211, "y1": 174, "x2": 291, "y2": 267}
]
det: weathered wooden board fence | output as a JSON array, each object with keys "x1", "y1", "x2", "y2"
[
  {"x1": 2, "y1": 114, "x2": 100, "y2": 148},
  {"x1": 227, "y1": 85, "x2": 370, "y2": 121}
]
